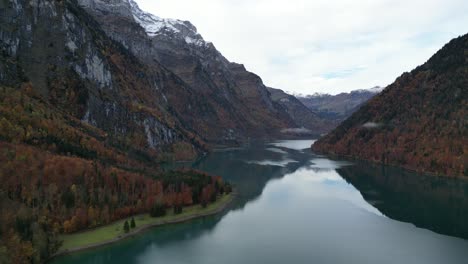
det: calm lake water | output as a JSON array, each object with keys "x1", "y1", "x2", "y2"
[{"x1": 52, "y1": 140, "x2": 468, "y2": 264}]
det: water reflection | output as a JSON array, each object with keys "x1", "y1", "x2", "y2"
[
  {"x1": 57, "y1": 215, "x2": 225, "y2": 264},
  {"x1": 192, "y1": 143, "x2": 316, "y2": 210},
  {"x1": 52, "y1": 140, "x2": 468, "y2": 264},
  {"x1": 337, "y1": 162, "x2": 468, "y2": 239}
]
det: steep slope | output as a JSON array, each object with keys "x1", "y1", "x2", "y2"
[
  {"x1": 297, "y1": 87, "x2": 382, "y2": 124},
  {"x1": 313, "y1": 35, "x2": 468, "y2": 177},
  {"x1": 267, "y1": 87, "x2": 334, "y2": 136},
  {"x1": 0, "y1": 1, "x2": 233, "y2": 261},
  {"x1": 77, "y1": 0, "x2": 295, "y2": 143},
  {"x1": 1, "y1": 0, "x2": 208, "y2": 162}
]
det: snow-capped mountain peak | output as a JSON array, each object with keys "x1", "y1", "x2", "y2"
[
  {"x1": 128, "y1": 0, "x2": 180, "y2": 36},
  {"x1": 128, "y1": 0, "x2": 208, "y2": 47}
]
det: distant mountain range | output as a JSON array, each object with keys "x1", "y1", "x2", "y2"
[
  {"x1": 267, "y1": 87, "x2": 335, "y2": 136},
  {"x1": 313, "y1": 34, "x2": 467, "y2": 177},
  {"x1": 296, "y1": 87, "x2": 382, "y2": 125}
]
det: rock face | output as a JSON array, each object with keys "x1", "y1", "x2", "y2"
[
  {"x1": 267, "y1": 87, "x2": 334, "y2": 136},
  {"x1": 313, "y1": 34, "x2": 468, "y2": 177},
  {"x1": 0, "y1": 0, "x2": 206, "y2": 160},
  {"x1": 75, "y1": 0, "x2": 297, "y2": 143},
  {"x1": 297, "y1": 87, "x2": 382, "y2": 125},
  {"x1": 0, "y1": 0, "x2": 309, "y2": 161}
]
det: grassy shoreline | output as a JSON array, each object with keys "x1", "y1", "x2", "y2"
[{"x1": 54, "y1": 193, "x2": 235, "y2": 258}]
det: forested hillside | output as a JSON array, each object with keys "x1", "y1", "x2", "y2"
[
  {"x1": 0, "y1": 85, "x2": 230, "y2": 263},
  {"x1": 0, "y1": 0, "x2": 240, "y2": 261},
  {"x1": 313, "y1": 34, "x2": 467, "y2": 177}
]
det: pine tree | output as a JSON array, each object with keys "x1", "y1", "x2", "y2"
[
  {"x1": 130, "y1": 217, "x2": 136, "y2": 229},
  {"x1": 123, "y1": 220, "x2": 130, "y2": 233}
]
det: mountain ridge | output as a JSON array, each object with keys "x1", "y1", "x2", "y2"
[
  {"x1": 0, "y1": 1, "x2": 240, "y2": 261},
  {"x1": 0, "y1": 0, "x2": 325, "y2": 162},
  {"x1": 296, "y1": 87, "x2": 382, "y2": 125},
  {"x1": 267, "y1": 87, "x2": 335, "y2": 135},
  {"x1": 76, "y1": 0, "x2": 303, "y2": 143},
  {"x1": 313, "y1": 34, "x2": 468, "y2": 177}
]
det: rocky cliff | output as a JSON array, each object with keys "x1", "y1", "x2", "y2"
[
  {"x1": 76, "y1": 0, "x2": 297, "y2": 143},
  {"x1": 1, "y1": 0, "x2": 210, "y2": 161},
  {"x1": 0, "y1": 0, "x2": 305, "y2": 163},
  {"x1": 0, "y1": 1, "x2": 246, "y2": 261}
]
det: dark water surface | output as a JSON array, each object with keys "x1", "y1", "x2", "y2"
[{"x1": 52, "y1": 140, "x2": 468, "y2": 264}]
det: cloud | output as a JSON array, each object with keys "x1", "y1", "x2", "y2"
[
  {"x1": 362, "y1": 122, "x2": 382, "y2": 129},
  {"x1": 135, "y1": 0, "x2": 468, "y2": 95},
  {"x1": 322, "y1": 66, "x2": 367, "y2": 79}
]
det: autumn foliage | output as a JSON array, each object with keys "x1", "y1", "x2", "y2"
[
  {"x1": 0, "y1": 141, "x2": 229, "y2": 262},
  {"x1": 313, "y1": 34, "x2": 468, "y2": 177},
  {"x1": 0, "y1": 86, "x2": 230, "y2": 262}
]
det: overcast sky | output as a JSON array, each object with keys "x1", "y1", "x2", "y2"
[{"x1": 135, "y1": 0, "x2": 468, "y2": 95}]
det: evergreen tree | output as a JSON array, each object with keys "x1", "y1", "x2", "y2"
[
  {"x1": 130, "y1": 217, "x2": 136, "y2": 229},
  {"x1": 123, "y1": 220, "x2": 130, "y2": 233},
  {"x1": 150, "y1": 203, "x2": 166, "y2": 217},
  {"x1": 173, "y1": 205, "x2": 183, "y2": 215}
]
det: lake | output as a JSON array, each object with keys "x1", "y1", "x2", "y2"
[{"x1": 52, "y1": 140, "x2": 468, "y2": 264}]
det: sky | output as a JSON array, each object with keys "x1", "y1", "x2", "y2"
[{"x1": 135, "y1": 0, "x2": 468, "y2": 95}]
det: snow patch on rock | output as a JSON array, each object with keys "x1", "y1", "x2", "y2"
[
  {"x1": 128, "y1": 0, "x2": 209, "y2": 47},
  {"x1": 129, "y1": 0, "x2": 181, "y2": 36}
]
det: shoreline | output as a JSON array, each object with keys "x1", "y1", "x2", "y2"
[{"x1": 51, "y1": 191, "x2": 236, "y2": 261}]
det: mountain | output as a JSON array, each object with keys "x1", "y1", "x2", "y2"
[
  {"x1": 1, "y1": 0, "x2": 209, "y2": 161},
  {"x1": 267, "y1": 87, "x2": 334, "y2": 136},
  {"x1": 0, "y1": 0, "x2": 242, "y2": 261},
  {"x1": 296, "y1": 87, "x2": 382, "y2": 125},
  {"x1": 1, "y1": 0, "x2": 304, "y2": 163},
  {"x1": 313, "y1": 35, "x2": 468, "y2": 177},
  {"x1": 76, "y1": 0, "x2": 299, "y2": 144}
]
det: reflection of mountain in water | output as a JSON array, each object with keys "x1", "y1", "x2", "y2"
[
  {"x1": 55, "y1": 144, "x2": 317, "y2": 263},
  {"x1": 192, "y1": 145, "x2": 315, "y2": 210},
  {"x1": 337, "y1": 162, "x2": 468, "y2": 239}
]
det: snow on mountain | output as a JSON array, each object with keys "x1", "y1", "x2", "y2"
[
  {"x1": 300, "y1": 86, "x2": 383, "y2": 99},
  {"x1": 128, "y1": 0, "x2": 208, "y2": 47},
  {"x1": 128, "y1": 0, "x2": 180, "y2": 36},
  {"x1": 353, "y1": 86, "x2": 384, "y2": 94},
  {"x1": 296, "y1": 87, "x2": 382, "y2": 124}
]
